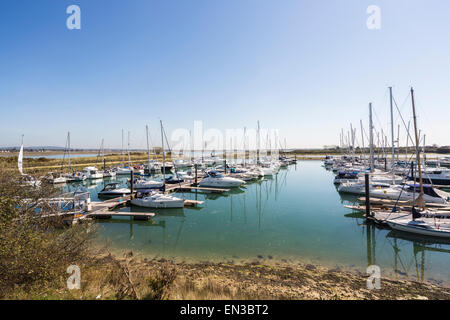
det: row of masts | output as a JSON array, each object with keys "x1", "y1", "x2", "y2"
[
  {"x1": 338, "y1": 87, "x2": 426, "y2": 209},
  {"x1": 338, "y1": 87, "x2": 427, "y2": 175}
]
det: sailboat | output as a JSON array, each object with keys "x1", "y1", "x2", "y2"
[
  {"x1": 387, "y1": 88, "x2": 450, "y2": 238},
  {"x1": 43, "y1": 133, "x2": 70, "y2": 184},
  {"x1": 17, "y1": 135, "x2": 41, "y2": 187},
  {"x1": 97, "y1": 139, "x2": 116, "y2": 178},
  {"x1": 130, "y1": 121, "x2": 184, "y2": 209},
  {"x1": 116, "y1": 129, "x2": 132, "y2": 175}
]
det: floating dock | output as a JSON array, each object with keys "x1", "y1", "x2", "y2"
[{"x1": 83, "y1": 211, "x2": 155, "y2": 221}]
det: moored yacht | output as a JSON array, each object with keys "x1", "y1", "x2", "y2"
[
  {"x1": 128, "y1": 178, "x2": 164, "y2": 189},
  {"x1": 131, "y1": 190, "x2": 185, "y2": 208},
  {"x1": 98, "y1": 182, "x2": 130, "y2": 197},
  {"x1": 408, "y1": 167, "x2": 450, "y2": 186},
  {"x1": 82, "y1": 166, "x2": 103, "y2": 179},
  {"x1": 65, "y1": 171, "x2": 86, "y2": 182},
  {"x1": 199, "y1": 171, "x2": 245, "y2": 188},
  {"x1": 387, "y1": 218, "x2": 450, "y2": 238},
  {"x1": 115, "y1": 167, "x2": 132, "y2": 175},
  {"x1": 42, "y1": 172, "x2": 67, "y2": 184},
  {"x1": 370, "y1": 183, "x2": 450, "y2": 204},
  {"x1": 102, "y1": 169, "x2": 116, "y2": 178},
  {"x1": 338, "y1": 181, "x2": 391, "y2": 195}
]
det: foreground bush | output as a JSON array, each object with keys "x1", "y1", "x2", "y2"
[{"x1": 0, "y1": 168, "x2": 95, "y2": 298}]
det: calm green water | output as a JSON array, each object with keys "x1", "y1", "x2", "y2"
[{"x1": 64, "y1": 161, "x2": 450, "y2": 286}]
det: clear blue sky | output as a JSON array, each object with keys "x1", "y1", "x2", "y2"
[{"x1": 1, "y1": 0, "x2": 449, "y2": 149}]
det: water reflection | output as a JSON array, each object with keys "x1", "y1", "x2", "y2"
[
  {"x1": 82, "y1": 162, "x2": 450, "y2": 285},
  {"x1": 344, "y1": 203, "x2": 450, "y2": 284}
]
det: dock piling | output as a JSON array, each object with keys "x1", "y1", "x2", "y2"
[
  {"x1": 364, "y1": 173, "x2": 371, "y2": 218},
  {"x1": 194, "y1": 163, "x2": 198, "y2": 186},
  {"x1": 130, "y1": 170, "x2": 134, "y2": 199}
]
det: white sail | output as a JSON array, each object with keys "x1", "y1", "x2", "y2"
[{"x1": 18, "y1": 142, "x2": 24, "y2": 175}]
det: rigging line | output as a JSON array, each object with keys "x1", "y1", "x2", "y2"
[
  {"x1": 392, "y1": 95, "x2": 417, "y2": 149},
  {"x1": 411, "y1": 93, "x2": 435, "y2": 147},
  {"x1": 162, "y1": 125, "x2": 184, "y2": 196},
  {"x1": 372, "y1": 106, "x2": 389, "y2": 141},
  {"x1": 393, "y1": 90, "x2": 411, "y2": 125},
  {"x1": 387, "y1": 153, "x2": 418, "y2": 218}
]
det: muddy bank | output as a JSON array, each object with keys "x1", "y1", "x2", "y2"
[{"x1": 75, "y1": 250, "x2": 450, "y2": 300}]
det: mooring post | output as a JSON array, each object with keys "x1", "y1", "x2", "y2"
[
  {"x1": 384, "y1": 157, "x2": 387, "y2": 171},
  {"x1": 130, "y1": 170, "x2": 134, "y2": 199},
  {"x1": 365, "y1": 173, "x2": 371, "y2": 218},
  {"x1": 194, "y1": 163, "x2": 198, "y2": 186},
  {"x1": 224, "y1": 159, "x2": 227, "y2": 174}
]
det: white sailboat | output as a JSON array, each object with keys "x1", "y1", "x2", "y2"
[
  {"x1": 386, "y1": 88, "x2": 450, "y2": 238},
  {"x1": 131, "y1": 190, "x2": 185, "y2": 208},
  {"x1": 43, "y1": 133, "x2": 71, "y2": 184},
  {"x1": 130, "y1": 121, "x2": 184, "y2": 209},
  {"x1": 17, "y1": 135, "x2": 41, "y2": 187},
  {"x1": 115, "y1": 129, "x2": 132, "y2": 175}
]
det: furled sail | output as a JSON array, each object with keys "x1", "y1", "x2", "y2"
[{"x1": 18, "y1": 140, "x2": 24, "y2": 175}]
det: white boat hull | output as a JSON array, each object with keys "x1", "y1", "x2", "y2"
[
  {"x1": 131, "y1": 198, "x2": 184, "y2": 208},
  {"x1": 199, "y1": 177, "x2": 245, "y2": 188},
  {"x1": 387, "y1": 220, "x2": 450, "y2": 238}
]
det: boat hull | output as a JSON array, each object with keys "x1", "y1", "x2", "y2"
[
  {"x1": 131, "y1": 198, "x2": 184, "y2": 208},
  {"x1": 387, "y1": 220, "x2": 450, "y2": 238}
]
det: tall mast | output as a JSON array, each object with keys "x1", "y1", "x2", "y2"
[
  {"x1": 190, "y1": 130, "x2": 193, "y2": 165},
  {"x1": 369, "y1": 103, "x2": 374, "y2": 173},
  {"x1": 146, "y1": 125, "x2": 151, "y2": 170},
  {"x1": 257, "y1": 121, "x2": 260, "y2": 165},
  {"x1": 360, "y1": 120, "x2": 365, "y2": 165},
  {"x1": 101, "y1": 138, "x2": 104, "y2": 169},
  {"x1": 389, "y1": 87, "x2": 395, "y2": 169},
  {"x1": 411, "y1": 87, "x2": 425, "y2": 208},
  {"x1": 67, "y1": 131, "x2": 71, "y2": 170},
  {"x1": 121, "y1": 129, "x2": 124, "y2": 167},
  {"x1": 127, "y1": 131, "x2": 131, "y2": 166},
  {"x1": 405, "y1": 121, "x2": 410, "y2": 161},
  {"x1": 347, "y1": 131, "x2": 351, "y2": 154},
  {"x1": 160, "y1": 120, "x2": 166, "y2": 188},
  {"x1": 350, "y1": 123, "x2": 354, "y2": 164},
  {"x1": 243, "y1": 127, "x2": 247, "y2": 167}
]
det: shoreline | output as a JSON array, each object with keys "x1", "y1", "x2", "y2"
[
  {"x1": 102, "y1": 244, "x2": 450, "y2": 288},
  {"x1": 69, "y1": 247, "x2": 450, "y2": 300}
]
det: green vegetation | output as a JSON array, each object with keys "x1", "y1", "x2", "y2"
[
  {"x1": 0, "y1": 167, "x2": 178, "y2": 300},
  {"x1": 0, "y1": 168, "x2": 95, "y2": 298}
]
